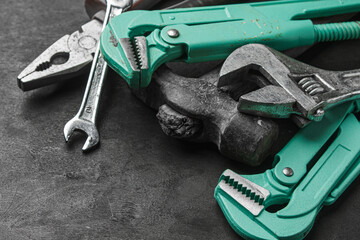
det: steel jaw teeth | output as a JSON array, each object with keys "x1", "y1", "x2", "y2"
[
  {"x1": 119, "y1": 36, "x2": 148, "y2": 72},
  {"x1": 134, "y1": 36, "x2": 148, "y2": 70},
  {"x1": 217, "y1": 169, "x2": 270, "y2": 216}
]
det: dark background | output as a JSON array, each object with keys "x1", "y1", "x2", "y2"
[{"x1": 1, "y1": 0, "x2": 360, "y2": 239}]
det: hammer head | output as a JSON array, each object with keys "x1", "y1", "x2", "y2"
[{"x1": 133, "y1": 65, "x2": 279, "y2": 166}]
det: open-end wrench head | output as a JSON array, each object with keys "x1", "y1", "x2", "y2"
[
  {"x1": 87, "y1": 0, "x2": 162, "y2": 15},
  {"x1": 64, "y1": 117, "x2": 100, "y2": 151},
  {"x1": 107, "y1": 0, "x2": 133, "y2": 9}
]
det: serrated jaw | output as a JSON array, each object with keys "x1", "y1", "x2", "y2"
[{"x1": 218, "y1": 169, "x2": 270, "y2": 216}]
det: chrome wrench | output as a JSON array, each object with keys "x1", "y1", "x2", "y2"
[{"x1": 64, "y1": 0, "x2": 132, "y2": 151}]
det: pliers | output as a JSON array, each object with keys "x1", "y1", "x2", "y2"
[{"x1": 17, "y1": 0, "x2": 162, "y2": 91}]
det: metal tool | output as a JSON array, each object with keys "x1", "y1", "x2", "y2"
[
  {"x1": 17, "y1": 0, "x2": 162, "y2": 91},
  {"x1": 133, "y1": 65, "x2": 279, "y2": 166},
  {"x1": 100, "y1": 0, "x2": 360, "y2": 89},
  {"x1": 63, "y1": 0, "x2": 133, "y2": 151},
  {"x1": 64, "y1": 0, "x2": 225, "y2": 151},
  {"x1": 17, "y1": 18, "x2": 102, "y2": 91},
  {"x1": 218, "y1": 43, "x2": 360, "y2": 125},
  {"x1": 215, "y1": 100, "x2": 360, "y2": 240},
  {"x1": 85, "y1": 0, "x2": 158, "y2": 16}
]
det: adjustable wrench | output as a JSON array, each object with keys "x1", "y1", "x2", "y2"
[
  {"x1": 64, "y1": 0, "x2": 133, "y2": 151},
  {"x1": 218, "y1": 44, "x2": 360, "y2": 127}
]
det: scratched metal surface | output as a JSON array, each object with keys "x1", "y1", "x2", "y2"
[{"x1": 0, "y1": 0, "x2": 360, "y2": 239}]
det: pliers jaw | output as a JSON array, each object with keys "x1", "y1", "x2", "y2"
[{"x1": 17, "y1": 19, "x2": 102, "y2": 91}]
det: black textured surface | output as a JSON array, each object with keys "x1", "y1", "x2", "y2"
[{"x1": 1, "y1": 0, "x2": 360, "y2": 239}]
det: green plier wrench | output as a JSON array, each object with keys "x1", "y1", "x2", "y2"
[
  {"x1": 214, "y1": 100, "x2": 360, "y2": 240},
  {"x1": 100, "y1": 0, "x2": 360, "y2": 88}
]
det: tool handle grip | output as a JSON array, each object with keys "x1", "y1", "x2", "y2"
[
  {"x1": 85, "y1": 0, "x2": 162, "y2": 19},
  {"x1": 277, "y1": 112, "x2": 360, "y2": 217},
  {"x1": 273, "y1": 102, "x2": 356, "y2": 186}
]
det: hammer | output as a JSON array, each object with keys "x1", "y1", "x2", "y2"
[{"x1": 133, "y1": 65, "x2": 279, "y2": 166}]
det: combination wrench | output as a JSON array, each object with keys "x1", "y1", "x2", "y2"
[{"x1": 64, "y1": 0, "x2": 132, "y2": 151}]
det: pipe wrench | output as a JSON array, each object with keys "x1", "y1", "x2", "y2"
[
  {"x1": 100, "y1": 0, "x2": 360, "y2": 89},
  {"x1": 215, "y1": 100, "x2": 360, "y2": 240}
]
